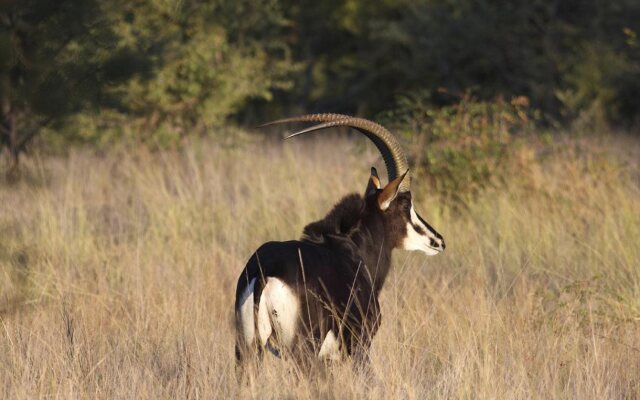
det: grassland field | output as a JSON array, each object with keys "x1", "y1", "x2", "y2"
[{"x1": 1, "y1": 132, "x2": 639, "y2": 399}]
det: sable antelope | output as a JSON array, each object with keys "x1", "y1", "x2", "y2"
[{"x1": 234, "y1": 114, "x2": 445, "y2": 371}]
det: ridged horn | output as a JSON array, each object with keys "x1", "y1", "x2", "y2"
[{"x1": 262, "y1": 113, "x2": 410, "y2": 192}]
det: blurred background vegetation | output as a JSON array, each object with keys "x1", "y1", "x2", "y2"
[
  {"x1": 1, "y1": 0, "x2": 638, "y2": 181},
  {"x1": 1, "y1": 3, "x2": 639, "y2": 395}
]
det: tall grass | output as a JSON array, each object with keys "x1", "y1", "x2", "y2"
[{"x1": 1, "y1": 134, "x2": 639, "y2": 399}]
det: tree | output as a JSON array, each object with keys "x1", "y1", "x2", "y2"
[
  {"x1": 107, "y1": 0, "x2": 297, "y2": 142},
  {"x1": 272, "y1": 0, "x2": 639, "y2": 125},
  {"x1": 0, "y1": 0, "x2": 146, "y2": 173}
]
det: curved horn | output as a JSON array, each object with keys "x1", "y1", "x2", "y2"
[{"x1": 262, "y1": 113, "x2": 410, "y2": 192}]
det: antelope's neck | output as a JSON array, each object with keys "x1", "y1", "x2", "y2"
[{"x1": 352, "y1": 218, "x2": 393, "y2": 294}]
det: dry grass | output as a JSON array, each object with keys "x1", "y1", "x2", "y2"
[{"x1": 1, "y1": 133, "x2": 639, "y2": 399}]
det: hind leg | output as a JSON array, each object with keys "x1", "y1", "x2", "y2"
[
  {"x1": 235, "y1": 338, "x2": 265, "y2": 383},
  {"x1": 235, "y1": 277, "x2": 262, "y2": 381}
]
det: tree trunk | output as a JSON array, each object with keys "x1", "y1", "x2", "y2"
[
  {"x1": 8, "y1": 110, "x2": 19, "y2": 176},
  {"x1": 1, "y1": 92, "x2": 19, "y2": 179}
]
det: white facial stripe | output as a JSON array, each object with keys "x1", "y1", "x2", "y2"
[
  {"x1": 410, "y1": 207, "x2": 428, "y2": 234},
  {"x1": 403, "y1": 221, "x2": 440, "y2": 255},
  {"x1": 402, "y1": 204, "x2": 440, "y2": 256}
]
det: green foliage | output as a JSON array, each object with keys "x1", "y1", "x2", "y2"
[
  {"x1": 3, "y1": 0, "x2": 640, "y2": 170},
  {"x1": 1, "y1": 0, "x2": 298, "y2": 158},
  {"x1": 102, "y1": 0, "x2": 298, "y2": 146},
  {"x1": 275, "y1": 0, "x2": 640, "y2": 126},
  {"x1": 387, "y1": 94, "x2": 534, "y2": 203},
  {"x1": 0, "y1": 0, "x2": 148, "y2": 166},
  {"x1": 556, "y1": 41, "x2": 639, "y2": 132}
]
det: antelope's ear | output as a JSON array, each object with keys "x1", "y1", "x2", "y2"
[
  {"x1": 378, "y1": 169, "x2": 409, "y2": 210},
  {"x1": 365, "y1": 167, "x2": 382, "y2": 197}
]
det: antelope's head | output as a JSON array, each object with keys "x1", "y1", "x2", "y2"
[
  {"x1": 264, "y1": 113, "x2": 445, "y2": 256},
  {"x1": 364, "y1": 167, "x2": 445, "y2": 255}
]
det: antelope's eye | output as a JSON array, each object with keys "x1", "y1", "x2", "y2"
[{"x1": 400, "y1": 199, "x2": 411, "y2": 210}]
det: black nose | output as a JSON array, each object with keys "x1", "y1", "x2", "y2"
[{"x1": 429, "y1": 238, "x2": 445, "y2": 250}]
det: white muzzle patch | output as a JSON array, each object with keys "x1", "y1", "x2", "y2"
[{"x1": 401, "y1": 205, "x2": 443, "y2": 256}]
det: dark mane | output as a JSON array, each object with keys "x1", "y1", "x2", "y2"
[{"x1": 301, "y1": 194, "x2": 365, "y2": 244}]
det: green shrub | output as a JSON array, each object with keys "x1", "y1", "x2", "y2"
[
  {"x1": 385, "y1": 94, "x2": 535, "y2": 204},
  {"x1": 555, "y1": 41, "x2": 639, "y2": 132}
]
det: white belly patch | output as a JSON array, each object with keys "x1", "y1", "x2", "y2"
[
  {"x1": 257, "y1": 277, "x2": 300, "y2": 349},
  {"x1": 318, "y1": 330, "x2": 341, "y2": 360}
]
